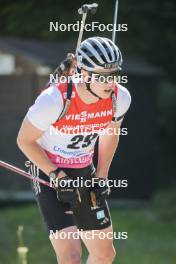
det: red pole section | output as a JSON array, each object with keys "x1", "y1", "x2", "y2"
[{"x1": 0, "y1": 160, "x2": 54, "y2": 189}]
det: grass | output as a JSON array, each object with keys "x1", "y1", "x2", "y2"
[{"x1": 0, "y1": 202, "x2": 176, "y2": 264}]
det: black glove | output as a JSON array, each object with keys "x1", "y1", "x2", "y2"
[
  {"x1": 90, "y1": 178, "x2": 111, "y2": 207},
  {"x1": 56, "y1": 176, "x2": 76, "y2": 203}
]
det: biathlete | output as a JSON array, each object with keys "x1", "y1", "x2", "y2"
[{"x1": 17, "y1": 36, "x2": 131, "y2": 264}]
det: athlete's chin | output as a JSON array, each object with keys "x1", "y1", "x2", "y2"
[
  {"x1": 100, "y1": 90, "x2": 113, "y2": 99},
  {"x1": 101, "y1": 95, "x2": 111, "y2": 99}
]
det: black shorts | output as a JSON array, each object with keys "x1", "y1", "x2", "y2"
[{"x1": 32, "y1": 164, "x2": 112, "y2": 234}]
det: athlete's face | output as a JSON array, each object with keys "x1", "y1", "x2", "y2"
[{"x1": 82, "y1": 69, "x2": 118, "y2": 99}]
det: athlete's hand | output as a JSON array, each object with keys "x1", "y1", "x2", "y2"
[
  {"x1": 55, "y1": 176, "x2": 76, "y2": 203},
  {"x1": 55, "y1": 175, "x2": 82, "y2": 204},
  {"x1": 57, "y1": 53, "x2": 77, "y2": 77},
  {"x1": 91, "y1": 177, "x2": 111, "y2": 200}
]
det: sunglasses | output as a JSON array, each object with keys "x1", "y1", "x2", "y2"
[{"x1": 89, "y1": 71, "x2": 120, "y2": 83}]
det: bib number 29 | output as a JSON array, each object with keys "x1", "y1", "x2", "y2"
[{"x1": 67, "y1": 133, "x2": 98, "y2": 149}]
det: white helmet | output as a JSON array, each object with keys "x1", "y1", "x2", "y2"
[{"x1": 76, "y1": 36, "x2": 122, "y2": 72}]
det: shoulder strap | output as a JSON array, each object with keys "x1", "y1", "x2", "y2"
[{"x1": 56, "y1": 78, "x2": 73, "y2": 121}]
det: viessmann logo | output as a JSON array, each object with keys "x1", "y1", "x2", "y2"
[{"x1": 65, "y1": 110, "x2": 113, "y2": 123}]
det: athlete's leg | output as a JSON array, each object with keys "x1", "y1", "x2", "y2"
[
  {"x1": 82, "y1": 226, "x2": 116, "y2": 264},
  {"x1": 68, "y1": 164, "x2": 116, "y2": 263},
  {"x1": 50, "y1": 226, "x2": 82, "y2": 264},
  {"x1": 32, "y1": 170, "x2": 82, "y2": 264},
  {"x1": 48, "y1": 165, "x2": 95, "y2": 263}
]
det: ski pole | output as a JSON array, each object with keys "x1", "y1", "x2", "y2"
[{"x1": 0, "y1": 160, "x2": 54, "y2": 189}]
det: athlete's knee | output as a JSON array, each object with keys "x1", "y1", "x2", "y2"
[
  {"x1": 57, "y1": 245, "x2": 82, "y2": 264},
  {"x1": 50, "y1": 227, "x2": 82, "y2": 264},
  {"x1": 57, "y1": 251, "x2": 81, "y2": 264},
  {"x1": 101, "y1": 247, "x2": 116, "y2": 263},
  {"x1": 51, "y1": 237, "x2": 82, "y2": 264},
  {"x1": 90, "y1": 246, "x2": 116, "y2": 264}
]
